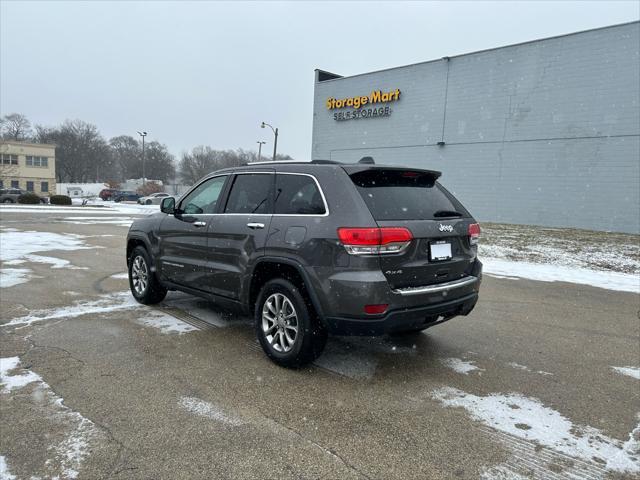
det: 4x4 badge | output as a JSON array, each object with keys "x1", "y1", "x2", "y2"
[{"x1": 439, "y1": 224, "x2": 454, "y2": 232}]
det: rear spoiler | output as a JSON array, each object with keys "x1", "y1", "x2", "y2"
[{"x1": 341, "y1": 165, "x2": 442, "y2": 180}]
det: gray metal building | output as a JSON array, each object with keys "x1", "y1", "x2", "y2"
[{"x1": 312, "y1": 22, "x2": 640, "y2": 234}]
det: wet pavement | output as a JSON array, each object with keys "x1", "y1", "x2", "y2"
[{"x1": 1, "y1": 209, "x2": 638, "y2": 479}]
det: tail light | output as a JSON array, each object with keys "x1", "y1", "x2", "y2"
[
  {"x1": 337, "y1": 227, "x2": 413, "y2": 255},
  {"x1": 468, "y1": 223, "x2": 481, "y2": 246}
]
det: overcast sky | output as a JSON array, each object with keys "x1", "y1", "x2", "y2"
[{"x1": 1, "y1": 1, "x2": 638, "y2": 160}]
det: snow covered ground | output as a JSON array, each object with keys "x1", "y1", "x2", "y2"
[
  {"x1": 0, "y1": 357, "x2": 103, "y2": 479},
  {"x1": 0, "y1": 228, "x2": 92, "y2": 288},
  {"x1": 431, "y1": 386, "x2": 640, "y2": 477},
  {"x1": 0, "y1": 201, "x2": 159, "y2": 216},
  {"x1": 479, "y1": 223, "x2": 639, "y2": 293}
]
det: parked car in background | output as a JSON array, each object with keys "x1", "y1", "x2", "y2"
[
  {"x1": 0, "y1": 188, "x2": 49, "y2": 204},
  {"x1": 137, "y1": 192, "x2": 171, "y2": 205},
  {"x1": 113, "y1": 191, "x2": 141, "y2": 203},
  {"x1": 99, "y1": 188, "x2": 117, "y2": 201}
]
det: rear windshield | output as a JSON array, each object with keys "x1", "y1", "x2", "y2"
[{"x1": 350, "y1": 170, "x2": 469, "y2": 221}]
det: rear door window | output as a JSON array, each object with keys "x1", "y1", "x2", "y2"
[
  {"x1": 349, "y1": 169, "x2": 469, "y2": 221},
  {"x1": 275, "y1": 174, "x2": 326, "y2": 215},
  {"x1": 224, "y1": 173, "x2": 273, "y2": 214}
]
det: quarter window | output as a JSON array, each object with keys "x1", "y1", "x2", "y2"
[
  {"x1": 1, "y1": 154, "x2": 18, "y2": 165},
  {"x1": 275, "y1": 174, "x2": 326, "y2": 215},
  {"x1": 180, "y1": 176, "x2": 227, "y2": 215},
  {"x1": 224, "y1": 174, "x2": 272, "y2": 214}
]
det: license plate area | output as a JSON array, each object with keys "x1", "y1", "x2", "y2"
[{"x1": 430, "y1": 241, "x2": 452, "y2": 261}]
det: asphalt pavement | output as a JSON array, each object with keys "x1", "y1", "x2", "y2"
[{"x1": 0, "y1": 209, "x2": 638, "y2": 480}]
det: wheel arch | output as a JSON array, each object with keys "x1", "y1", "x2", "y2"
[
  {"x1": 246, "y1": 257, "x2": 325, "y2": 323},
  {"x1": 126, "y1": 235, "x2": 153, "y2": 268}
]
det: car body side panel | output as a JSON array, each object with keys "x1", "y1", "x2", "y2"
[{"x1": 156, "y1": 214, "x2": 212, "y2": 288}]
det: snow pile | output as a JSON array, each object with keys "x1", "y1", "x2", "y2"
[
  {"x1": 431, "y1": 386, "x2": 640, "y2": 474},
  {"x1": 482, "y1": 257, "x2": 639, "y2": 293},
  {"x1": 612, "y1": 366, "x2": 640, "y2": 380},
  {"x1": 179, "y1": 396, "x2": 244, "y2": 426},
  {"x1": 0, "y1": 267, "x2": 32, "y2": 288},
  {"x1": 441, "y1": 357, "x2": 483, "y2": 375},
  {"x1": 0, "y1": 357, "x2": 42, "y2": 392},
  {"x1": 1, "y1": 357, "x2": 101, "y2": 479},
  {"x1": 0, "y1": 456, "x2": 16, "y2": 480}
]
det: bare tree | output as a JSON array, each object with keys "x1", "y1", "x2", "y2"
[
  {"x1": 179, "y1": 147, "x2": 293, "y2": 185},
  {"x1": 179, "y1": 147, "x2": 244, "y2": 185},
  {"x1": 39, "y1": 120, "x2": 111, "y2": 182},
  {"x1": 1, "y1": 113, "x2": 32, "y2": 141},
  {"x1": 109, "y1": 135, "x2": 140, "y2": 181}
]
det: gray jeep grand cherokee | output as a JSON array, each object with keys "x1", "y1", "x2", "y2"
[{"x1": 126, "y1": 159, "x2": 482, "y2": 367}]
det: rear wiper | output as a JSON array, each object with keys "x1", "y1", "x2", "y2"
[{"x1": 433, "y1": 210, "x2": 463, "y2": 218}]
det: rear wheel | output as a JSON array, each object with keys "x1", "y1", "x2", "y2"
[
  {"x1": 128, "y1": 246, "x2": 167, "y2": 304},
  {"x1": 255, "y1": 278, "x2": 327, "y2": 368},
  {"x1": 145, "y1": 199, "x2": 152, "y2": 205},
  {"x1": 3, "y1": 198, "x2": 13, "y2": 203}
]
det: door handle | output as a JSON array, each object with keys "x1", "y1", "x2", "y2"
[
  {"x1": 247, "y1": 222, "x2": 265, "y2": 229},
  {"x1": 193, "y1": 221, "x2": 207, "y2": 227}
]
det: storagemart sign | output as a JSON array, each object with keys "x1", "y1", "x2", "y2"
[{"x1": 326, "y1": 88, "x2": 401, "y2": 122}]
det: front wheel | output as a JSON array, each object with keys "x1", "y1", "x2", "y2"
[
  {"x1": 3, "y1": 198, "x2": 13, "y2": 203},
  {"x1": 145, "y1": 199, "x2": 152, "y2": 205},
  {"x1": 255, "y1": 278, "x2": 327, "y2": 368},
  {"x1": 128, "y1": 246, "x2": 167, "y2": 304}
]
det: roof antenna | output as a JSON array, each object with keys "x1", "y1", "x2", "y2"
[{"x1": 358, "y1": 156, "x2": 375, "y2": 164}]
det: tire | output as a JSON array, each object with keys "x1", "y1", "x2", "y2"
[
  {"x1": 3, "y1": 199, "x2": 13, "y2": 203},
  {"x1": 128, "y1": 246, "x2": 167, "y2": 304},
  {"x1": 145, "y1": 200, "x2": 152, "y2": 205},
  {"x1": 255, "y1": 278, "x2": 327, "y2": 368}
]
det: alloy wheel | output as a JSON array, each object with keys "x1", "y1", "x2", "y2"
[
  {"x1": 131, "y1": 255, "x2": 149, "y2": 295},
  {"x1": 262, "y1": 293, "x2": 299, "y2": 353}
]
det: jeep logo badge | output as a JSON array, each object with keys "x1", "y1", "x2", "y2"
[{"x1": 439, "y1": 224, "x2": 454, "y2": 232}]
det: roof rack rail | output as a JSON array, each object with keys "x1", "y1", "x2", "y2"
[
  {"x1": 310, "y1": 159, "x2": 342, "y2": 164},
  {"x1": 247, "y1": 160, "x2": 302, "y2": 165}
]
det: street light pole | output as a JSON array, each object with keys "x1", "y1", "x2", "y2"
[
  {"x1": 137, "y1": 131, "x2": 147, "y2": 185},
  {"x1": 261, "y1": 122, "x2": 278, "y2": 161},
  {"x1": 256, "y1": 141, "x2": 266, "y2": 162}
]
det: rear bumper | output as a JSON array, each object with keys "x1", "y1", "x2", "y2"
[
  {"x1": 317, "y1": 259, "x2": 482, "y2": 336},
  {"x1": 324, "y1": 292, "x2": 478, "y2": 336}
]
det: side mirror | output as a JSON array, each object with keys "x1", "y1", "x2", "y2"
[{"x1": 160, "y1": 197, "x2": 175, "y2": 214}]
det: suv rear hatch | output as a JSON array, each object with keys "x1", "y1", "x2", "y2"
[{"x1": 345, "y1": 167, "x2": 479, "y2": 290}]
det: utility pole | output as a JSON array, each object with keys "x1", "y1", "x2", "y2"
[
  {"x1": 137, "y1": 131, "x2": 147, "y2": 185},
  {"x1": 261, "y1": 122, "x2": 278, "y2": 161},
  {"x1": 256, "y1": 141, "x2": 266, "y2": 162}
]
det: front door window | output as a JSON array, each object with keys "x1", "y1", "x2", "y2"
[{"x1": 179, "y1": 176, "x2": 227, "y2": 215}]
